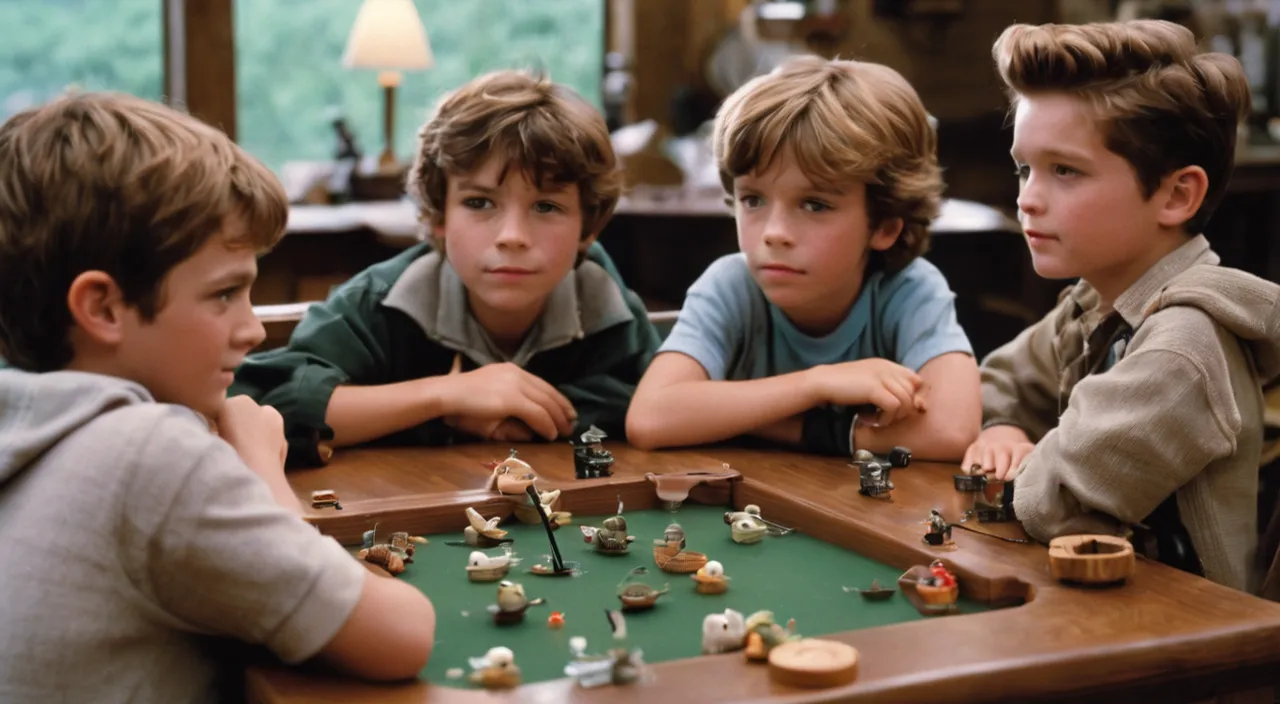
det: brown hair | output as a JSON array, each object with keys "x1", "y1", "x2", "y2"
[
  {"x1": 994, "y1": 19, "x2": 1250, "y2": 234},
  {"x1": 713, "y1": 55, "x2": 942, "y2": 274},
  {"x1": 0, "y1": 92, "x2": 287, "y2": 371},
  {"x1": 407, "y1": 69, "x2": 623, "y2": 248}
]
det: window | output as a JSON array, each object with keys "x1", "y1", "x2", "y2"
[
  {"x1": 0, "y1": 0, "x2": 163, "y2": 121},
  {"x1": 235, "y1": 0, "x2": 604, "y2": 173}
]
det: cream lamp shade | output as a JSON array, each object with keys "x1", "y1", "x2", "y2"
[
  {"x1": 342, "y1": 0, "x2": 433, "y2": 171},
  {"x1": 343, "y1": 0, "x2": 434, "y2": 74}
]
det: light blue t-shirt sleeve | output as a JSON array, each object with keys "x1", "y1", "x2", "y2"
[
  {"x1": 658, "y1": 255, "x2": 753, "y2": 381},
  {"x1": 879, "y1": 258, "x2": 974, "y2": 372}
]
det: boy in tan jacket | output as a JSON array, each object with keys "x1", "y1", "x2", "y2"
[{"x1": 962, "y1": 19, "x2": 1280, "y2": 592}]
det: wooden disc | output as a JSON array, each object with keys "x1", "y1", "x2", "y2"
[{"x1": 767, "y1": 639, "x2": 858, "y2": 689}]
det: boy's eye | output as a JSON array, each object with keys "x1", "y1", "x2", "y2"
[
  {"x1": 533, "y1": 201, "x2": 564, "y2": 214},
  {"x1": 1052, "y1": 164, "x2": 1079, "y2": 177},
  {"x1": 801, "y1": 199, "x2": 831, "y2": 213},
  {"x1": 214, "y1": 287, "x2": 240, "y2": 304},
  {"x1": 738, "y1": 194, "x2": 763, "y2": 209},
  {"x1": 462, "y1": 197, "x2": 494, "y2": 210},
  {"x1": 1014, "y1": 164, "x2": 1029, "y2": 180}
]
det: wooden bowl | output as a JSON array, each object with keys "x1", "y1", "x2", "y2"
[{"x1": 1048, "y1": 534, "x2": 1135, "y2": 585}]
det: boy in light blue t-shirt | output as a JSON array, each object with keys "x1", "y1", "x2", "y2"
[{"x1": 626, "y1": 56, "x2": 981, "y2": 459}]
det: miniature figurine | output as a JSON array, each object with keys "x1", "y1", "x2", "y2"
[
  {"x1": 582, "y1": 515, "x2": 635, "y2": 555},
  {"x1": 973, "y1": 477, "x2": 1016, "y2": 523},
  {"x1": 616, "y1": 566, "x2": 669, "y2": 611},
  {"x1": 915, "y1": 560, "x2": 960, "y2": 610},
  {"x1": 310, "y1": 489, "x2": 341, "y2": 510},
  {"x1": 663, "y1": 523, "x2": 686, "y2": 549},
  {"x1": 652, "y1": 541, "x2": 708, "y2": 573},
  {"x1": 486, "y1": 449, "x2": 539, "y2": 495},
  {"x1": 466, "y1": 549, "x2": 520, "y2": 582},
  {"x1": 512, "y1": 488, "x2": 572, "y2": 527},
  {"x1": 488, "y1": 580, "x2": 545, "y2": 625},
  {"x1": 843, "y1": 578, "x2": 896, "y2": 601},
  {"x1": 387, "y1": 531, "x2": 416, "y2": 563},
  {"x1": 361, "y1": 524, "x2": 379, "y2": 549},
  {"x1": 743, "y1": 610, "x2": 800, "y2": 661},
  {"x1": 547, "y1": 611, "x2": 566, "y2": 629},
  {"x1": 572, "y1": 425, "x2": 615, "y2": 479},
  {"x1": 461, "y1": 507, "x2": 511, "y2": 548},
  {"x1": 691, "y1": 559, "x2": 730, "y2": 594},
  {"x1": 467, "y1": 646, "x2": 521, "y2": 689},
  {"x1": 851, "y1": 450, "x2": 894, "y2": 499},
  {"x1": 725, "y1": 505, "x2": 769, "y2": 544},
  {"x1": 922, "y1": 509, "x2": 955, "y2": 548},
  {"x1": 357, "y1": 544, "x2": 406, "y2": 575},
  {"x1": 701, "y1": 608, "x2": 747, "y2": 654},
  {"x1": 564, "y1": 611, "x2": 648, "y2": 687},
  {"x1": 522, "y1": 485, "x2": 575, "y2": 576}
]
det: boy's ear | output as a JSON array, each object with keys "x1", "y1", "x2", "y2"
[
  {"x1": 868, "y1": 217, "x2": 904, "y2": 252},
  {"x1": 1156, "y1": 165, "x2": 1209, "y2": 230},
  {"x1": 66, "y1": 271, "x2": 129, "y2": 345},
  {"x1": 577, "y1": 230, "x2": 601, "y2": 254}
]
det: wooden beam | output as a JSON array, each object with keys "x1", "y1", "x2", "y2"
[{"x1": 163, "y1": 0, "x2": 237, "y2": 139}]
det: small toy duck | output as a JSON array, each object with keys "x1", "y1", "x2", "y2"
[
  {"x1": 466, "y1": 549, "x2": 519, "y2": 582},
  {"x1": 488, "y1": 580, "x2": 545, "y2": 625},
  {"x1": 468, "y1": 646, "x2": 521, "y2": 689},
  {"x1": 692, "y1": 559, "x2": 730, "y2": 594}
]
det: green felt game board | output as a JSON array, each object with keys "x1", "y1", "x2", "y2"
[{"x1": 392, "y1": 504, "x2": 989, "y2": 686}]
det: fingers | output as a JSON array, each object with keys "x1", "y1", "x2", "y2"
[
  {"x1": 960, "y1": 443, "x2": 980, "y2": 474},
  {"x1": 510, "y1": 398, "x2": 562, "y2": 442},
  {"x1": 492, "y1": 420, "x2": 534, "y2": 443},
  {"x1": 517, "y1": 382, "x2": 575, "y2": 439},
  {"x1": 523, "y1": 375, "x2": 577, "y2": 435}
]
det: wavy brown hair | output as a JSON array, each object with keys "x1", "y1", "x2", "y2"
[
  {"x1": 0, "y1": 92, "x2": 287, "y2": 371},
  {"x1": 407, "y1": 69, "x2": 623, "y2": 249},
  {"x1": 713, "y1": 55, "x2": 943, "y2": 274},
  {"x1": 994, "y1": 19, "x2": 1250, "y2": 234}
]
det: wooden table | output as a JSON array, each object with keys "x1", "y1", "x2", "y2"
[{"x1": 248, "y1": 444, "x2": 1280, "y2": 703}]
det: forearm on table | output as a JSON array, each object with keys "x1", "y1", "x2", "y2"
[
  {"x1": 326, "y1": 378, "x2": 448, "y2": 448},
  {"x1": 627, "y1": 373, "x2": 816, "y2": 450},
  {"x1": 748, "y1": 416, "x2": 804, "y2": 446},
  {"x1": 854, "y1": 411, "x2": 974, "y2": 462}
]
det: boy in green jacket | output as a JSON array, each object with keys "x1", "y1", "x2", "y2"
[{"x1": 233, "y1": 70, "x2": 660, "y2": 466}]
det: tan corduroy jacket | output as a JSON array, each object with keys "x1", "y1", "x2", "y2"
[{"x1": 982, "y1": 236, "x2": 1280, "y2": 591}]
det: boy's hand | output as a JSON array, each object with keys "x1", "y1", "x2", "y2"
[
  {"x1": 803, "y1": 359, "x2": 926, "y2": 427},
  {"x1": 438, "y1": 359, "x2": 576, "y2": 441},
  {"x1": 445, "y1": 416, "x2": 536, "y2": 443},
  {"x1": 214, "y1": 395, "x2": 288, "y2": 471},
  {"x1": 961, "y1": 425, "x2": 1035, "y2": 481}
]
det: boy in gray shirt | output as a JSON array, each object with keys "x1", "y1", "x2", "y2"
[{"x1": 0, "y1": 93, "x2": 435, "y2": 703}]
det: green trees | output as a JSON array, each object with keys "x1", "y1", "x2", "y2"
[{"x1": 0, "y1": 0, "x2": 603, "y2": 171}]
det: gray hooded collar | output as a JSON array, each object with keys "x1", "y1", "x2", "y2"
[{"x1": 381, "y1": 249, "x2": 635, "y2": 366}]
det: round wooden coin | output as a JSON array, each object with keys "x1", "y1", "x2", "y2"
[{"x1": 767, "y1": 639, "x2": 859, "y2": 689}]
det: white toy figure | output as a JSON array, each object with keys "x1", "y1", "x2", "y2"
[{"x1": 701, "y1": 608, "x2": 747, "y2": 654}]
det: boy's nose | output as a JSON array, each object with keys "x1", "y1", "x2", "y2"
[
  {"x1": 495, "y1": 214, "x2": 532, "y2": 248},
  {"x1": 1016, "y1": 178, "x2": 1044, "y2": 216},
  {"x1": 236, "y1": 314, "x2": 266, "y2": 350}
]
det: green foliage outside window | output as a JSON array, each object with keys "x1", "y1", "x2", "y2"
[{"x1": 0, "y1": 0, "x2": 603, "y2": 173}]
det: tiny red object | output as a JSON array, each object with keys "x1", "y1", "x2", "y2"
[
  {"x1": 929, "y1": 560, "x2": 957, "y2": 587},
  {"x1": 547, "y1": 611, "x2": 565, "y2": 630}
]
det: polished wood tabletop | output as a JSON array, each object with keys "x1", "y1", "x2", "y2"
[{"x1": 248, "y1": 443, "x2": 1280, "y2": 704}]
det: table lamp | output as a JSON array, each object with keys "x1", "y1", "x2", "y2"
[{"x1": 343, "y1": 0, "x2": 433, "y2": 172}]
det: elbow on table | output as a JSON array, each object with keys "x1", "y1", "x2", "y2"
[{"x1": 625, "y1": 403, "x2": 677, "y2": 451}]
